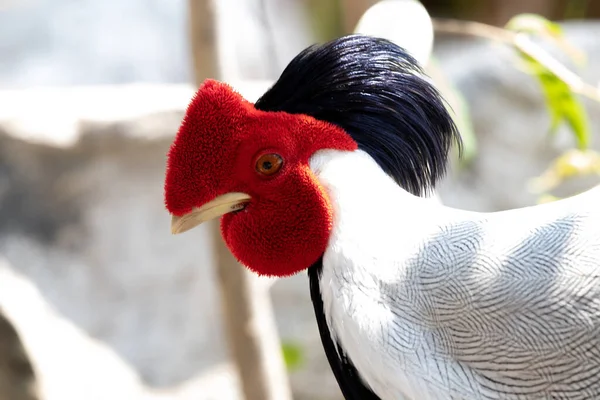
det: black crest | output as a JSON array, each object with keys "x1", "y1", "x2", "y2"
[{"x1": 255, "y1": 34, "x2": 461, "y2": 196}]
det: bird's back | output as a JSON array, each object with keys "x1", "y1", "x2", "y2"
[
  {"x1": 408, "y1": 187, "x2": 600, "y2": 398},
  {"x1": 318, "y1": 150, "x2": 600, "y2": 399}
]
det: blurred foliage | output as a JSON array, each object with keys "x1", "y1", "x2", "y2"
[
  {"x1": 564, "y1": 0, "x2": 591, "y2": 19},
  {"x1": 501, "y1": 13, "x2": 598, "y2": 201},
  {"x1": 506, "y1": 13, "x2": 586, "y2": 63},
  {"x1": 281, "y1": 341, "x2": 305, "y2": 371},
  {"x1": 430, "y1": 9, "x2": 598, "y2": 200},
  {"x1": 506, "y1": 14, "x2": 590, "y2": 150},
  {"x1": 306, "y1": 0, "x2": 345, "y2": 41},
  {"x1": 421, "y1": 0, "x2": 600, "y2": 24},
  {"x1": 529, "y1": 149, "x2": 600, "y2": 194}
]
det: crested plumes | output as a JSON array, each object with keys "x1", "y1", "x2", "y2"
[{"x1": 255, "y1": 35, "x2": 462, "y2": 196}]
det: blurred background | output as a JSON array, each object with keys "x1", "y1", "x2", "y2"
[{"x1": 0, "y1": 1, "x2": 599, "y2": 399}]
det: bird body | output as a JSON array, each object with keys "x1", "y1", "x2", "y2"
[
  {"x1": 165, "y1": 35, "x2": 600, "y2": 399},
  {"x1": 312, "y1": 148, "x2": 600, "y2": 399}
]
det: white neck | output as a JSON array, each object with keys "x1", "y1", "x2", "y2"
[
  {"x1": 308, "y1": 149, "x2": 454, "y2": 399},
  {"x1": 309, "y1": 149, "x2": 448, "y2": 256}
]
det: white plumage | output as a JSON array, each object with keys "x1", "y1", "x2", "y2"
[
  {"x1": 354, "y1": 0, "x2": 434, "y2": 68},
  {"x1": 311, "y1": 149, "x2": 600, "y2": 400},
  {"x1": 165, "y1": 26, "x2": 600, "y2": 399}
]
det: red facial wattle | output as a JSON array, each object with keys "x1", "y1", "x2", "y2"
[
  {"x1": 220, "y1": 163, "x2": 334, "y2": 276},
  {"x1": 165, "y1": 79, "x2": 357, "y2": 277}
]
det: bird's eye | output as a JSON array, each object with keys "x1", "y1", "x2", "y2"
[{"x1": 255, "y1": 153, "x2": 283, "y2": 176}]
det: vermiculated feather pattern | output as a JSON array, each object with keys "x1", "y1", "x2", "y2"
[{"x1": 311, "y1": 149, "x2": 600, "y2": 400}]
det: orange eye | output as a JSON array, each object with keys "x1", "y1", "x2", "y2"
[{"x1": 255, "y1": 153, "x2": 283, "y2": 176}]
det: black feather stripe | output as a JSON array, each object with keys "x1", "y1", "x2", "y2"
[
  {"x1": 255, "y1": 34, "x2": 461, "y2": 196},
  {"x1": 308, "y1": 260, "x2": 382, "y2": 400}
]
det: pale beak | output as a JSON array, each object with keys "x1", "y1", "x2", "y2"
[{"x1": 171, "y1": 192, "x2": 251, "y2": 234}]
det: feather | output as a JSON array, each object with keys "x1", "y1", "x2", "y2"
[
  {"x1": 255, "y1": 35, "x2": 461, "y2": 197},
  {"x1": 311, "y1": 148, "x2": 600, "y2": 399},
  {"x1": 309, "y1": 260, "x2": 382, "y2": 400}
]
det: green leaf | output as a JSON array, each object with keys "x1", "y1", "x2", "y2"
[
  {"x1": 561, "y1": 89, "x2": 590, "y2": 147},
  {"x1": 521, "y1": 52, "x2": 590, "y2": 149},
  {"x1": 281, "y1": 341, "x2": 304, "y2": 371},
  {"x1": 505, "y1": 14, "x2": 591, "y2": 149}
]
